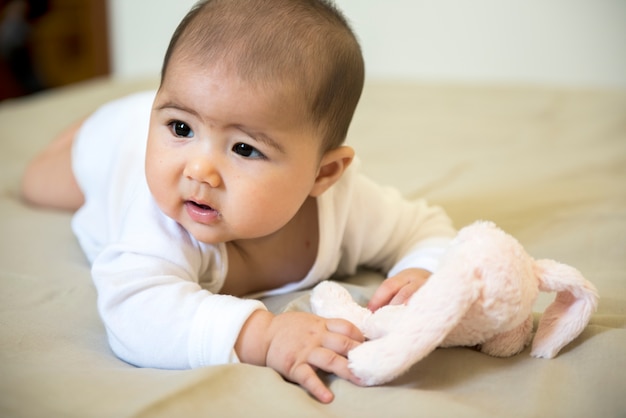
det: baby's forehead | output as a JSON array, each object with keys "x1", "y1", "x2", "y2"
[
  {"x1": 167, "y1": 49, "x2": 316, "y2": 110},
  {"x1": 162, "y1": 58, "x2": 322, "y2": 131}
]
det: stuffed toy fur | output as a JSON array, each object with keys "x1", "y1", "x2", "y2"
[{"x1": 310, "y1": 221, "x2": 599, "y2": 386}]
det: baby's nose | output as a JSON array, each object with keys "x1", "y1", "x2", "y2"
[{"x1": 184, "y1": 157, "x2": 222, "y2": 188}]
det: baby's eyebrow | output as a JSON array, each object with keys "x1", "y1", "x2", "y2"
[
  {"x1": 155, "y1": 101, "x2": 200, "y2": 118},
  {"x1": 235, "y1": 125, "x2": 286, "y2": 154}
]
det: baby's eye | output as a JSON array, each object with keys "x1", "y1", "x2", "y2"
[
  {"x1": 232, "y1": 143, "x2": 265, "y2": 159},
  {"x1": 169, "y1": 121, "x2": 194, "y2": 138}
]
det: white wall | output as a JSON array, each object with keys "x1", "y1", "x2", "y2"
[
  {"x1": 107, "y1": 0, "x2": 196, "y2": 79},
  {"x1": 108, "y1": 0, "x2": 626, "y2": 88}
]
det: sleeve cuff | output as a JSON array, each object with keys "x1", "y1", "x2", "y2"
[
  {"x1": 188, "y1": 294, "x2": 267, "y2": 368},
  {"x1": 387, "y1": 237, "x2": 453, "y2": 277}
]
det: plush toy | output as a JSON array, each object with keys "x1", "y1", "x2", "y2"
[{"x1": 310, "y1": 221, "x2": 598, "y2": 386}]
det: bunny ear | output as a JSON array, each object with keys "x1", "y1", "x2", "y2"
[{"x1": 530, "y1": 259, "x2": 599, "y2": 358}]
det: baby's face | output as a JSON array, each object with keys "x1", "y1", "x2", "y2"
[{"x1": 146, "y1": 59, "x2": 323, "y2": 244}]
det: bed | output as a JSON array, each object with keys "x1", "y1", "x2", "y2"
[{"x1": 1, "y1": 77, "x2": 624, "y2": 417}]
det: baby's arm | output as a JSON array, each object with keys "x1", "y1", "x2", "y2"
[
  {"x1": 235, "y1": 310, "x2": 364, "y2": 403},
  {"x1": 95, "y1": 239, "x2": 363, "y2": 403}
]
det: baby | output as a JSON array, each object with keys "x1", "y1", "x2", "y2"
[{"x1": 20, "y1": 0, "x2": 456, "y2": 403}]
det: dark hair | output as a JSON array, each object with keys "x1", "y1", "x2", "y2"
[{"x1": 161, "y1": 0, "x2": 364, "y2": 151}]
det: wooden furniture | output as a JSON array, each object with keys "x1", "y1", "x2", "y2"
[{"x1": 0, "y1": 0, "x2": 109, "y2": 100}]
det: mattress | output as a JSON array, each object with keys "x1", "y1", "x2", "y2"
[{"x1": 1, "y1": 77, "x2": 624, "y2": 417}]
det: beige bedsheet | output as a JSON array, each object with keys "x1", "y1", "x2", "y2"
[{"x1": 1, "y1": 78, "x2": 624, "y2": 417}]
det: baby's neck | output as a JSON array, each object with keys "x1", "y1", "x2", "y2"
[{"x1": 220, "y1": 197, "x2": 319, "y2": 296}]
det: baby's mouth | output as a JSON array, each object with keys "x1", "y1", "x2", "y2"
[
  {"x1": 185, "y1": 200, "x2": 220, "y2": 224},
  {"x1": 190, "y1": 201, "x2": 213, "y2": 211}
]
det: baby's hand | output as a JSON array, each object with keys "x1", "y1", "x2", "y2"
[
  {"x1": 367, "y1": 268, "x2": 431, "y2": 312},
  {"x1": 236, "y1": 310, "x2": 364, "y2": 403}
]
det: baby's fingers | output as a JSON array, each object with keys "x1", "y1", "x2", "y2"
[
  {"x1": 368, "y1": 277, "x2": 404, "y2": 311},
  {"x1": 309, "y1": 346, "x2": 362, "y2": 387},
  {"x1": 325, "y1": 318, "x2": 365, "y2": 343},
  {"x1": 368, "y1": 269, "x2": 431, "y2": 311},
  {"x1": 322, "y1": 330, "x2": 362, "y2": 358},
  {"x1": 291, "y1": 363, "x2": 334, "y2": 403}
]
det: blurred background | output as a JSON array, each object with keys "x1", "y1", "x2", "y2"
[
  {"x1": 1, "y1": 0, "x2": 625, "y2": 101},
  {"x1": 0, "y1": 0, "x2": 108, "y2": 99}
]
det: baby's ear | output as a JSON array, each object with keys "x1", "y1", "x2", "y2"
[{"x1": 309, "y1": 146, "x2": 354, "y2": 197}]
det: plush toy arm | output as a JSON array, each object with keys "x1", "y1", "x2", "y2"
[
  {"x1": 310, "y1": 281, "x2": 372, "y2": 332},
  {"x1": 531, "y1": 259, "x2": 599, "y2": 358}
]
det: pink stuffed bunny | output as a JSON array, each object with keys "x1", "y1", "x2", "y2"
[{"x1": 310, "y1": 221, "x2": 598, "y2": 386}]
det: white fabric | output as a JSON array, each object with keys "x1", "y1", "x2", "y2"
[{"x1": 70, "y1": 91, "x2": 455, "y2": 370}]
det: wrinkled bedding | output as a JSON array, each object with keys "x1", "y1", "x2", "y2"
[{"x1": 1, "y1": 78, "x2": 624, "y2": 417}]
